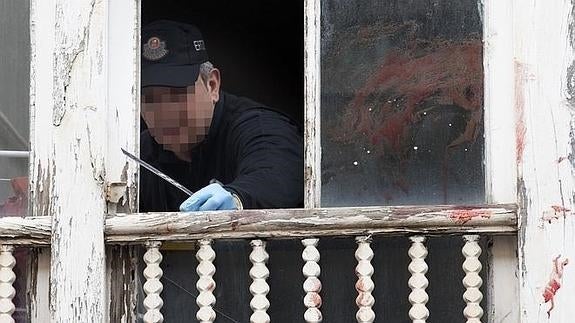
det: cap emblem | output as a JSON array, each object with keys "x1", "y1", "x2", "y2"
[{"x1": 143, "y1": 36, "x2": 168, "y2": 61}]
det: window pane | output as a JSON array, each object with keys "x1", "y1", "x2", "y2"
[
  {"x1": 321, "y1": 0, "x2": 485, "y2": 206},
  {"x1": 0, "y1": 1, "x2": 30, "y2": 322},
  {"x1": 0, "y1": 1, "x2": 30, "y2": 217}
]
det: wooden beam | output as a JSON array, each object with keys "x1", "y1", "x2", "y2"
[
  {"x1": 514, "y1": 0, "x2": 575, "y2": 321},
  {"x1": 304, "y1": 0, "x2": 321, "y2": 209},
  {"x1": 105, "y1": 204, "x2": 517, "y2": 242},
  {"x1": 0, "y1": 204, "x2": 518, "y2": 244},
  {"x1": 29, "y1": 0, "x2": 114, "y2": 321}
]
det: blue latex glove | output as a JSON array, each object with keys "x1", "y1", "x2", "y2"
[{"x1": 179, "y1": 183, "x2": 237, "y2": 212}]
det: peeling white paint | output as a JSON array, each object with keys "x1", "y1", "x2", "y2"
[
  {"x1": 29, "y1": 0, "x2": 138, "y2": 321},
  {"x1": 514, "y1": 0, "x2": 575, "y2": 322}
]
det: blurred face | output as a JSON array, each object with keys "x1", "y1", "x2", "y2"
[{"x1": 141, "y1": 77, "x2": 215, "y2": 153}]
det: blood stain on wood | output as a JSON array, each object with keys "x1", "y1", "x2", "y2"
[
  {"x1": 543, "y1": 205, "x2": 572, "y2": 223},
  {"x1": 543, "y1": 255, "x2": 569, "y2": 317},
  {"x1": 448, "y1": 208, "x2": 492, "y2": 224},
  {"x1": 514, "y1": 61, "x2": 527, "y2": 165}
]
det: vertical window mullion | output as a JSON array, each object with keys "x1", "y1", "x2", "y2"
[{"x1": 304, "y1": 0, "x2": 321, "y2": 209}]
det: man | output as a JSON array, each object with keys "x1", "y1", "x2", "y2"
[{"x1": 139, "y1": 20, "x2": 303, "y2": 212}]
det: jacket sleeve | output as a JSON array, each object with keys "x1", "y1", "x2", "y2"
[{"x1": 223, "y1": 109, "x2": 304, "y2": 209}]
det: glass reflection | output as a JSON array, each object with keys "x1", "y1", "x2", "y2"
[{"x1": 321, "y1": 0, "x2": 485, "y2": 206}]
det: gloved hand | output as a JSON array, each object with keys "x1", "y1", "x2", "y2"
[{"x1": 179, "y1": 183, "x2": 237, "y2": 212}]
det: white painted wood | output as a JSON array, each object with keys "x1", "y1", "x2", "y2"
[
  {"x1": 463, "y1": 235, "x2": 483, "y2": 323},
  {"x1": 483, "y1": 0, "x2": 522, "y2": 318},
  {"x1": 0, "y1": 245, "x2": 16, "y2": 323},
  {"x1": 28, "y1": 249, "x2": 50, "y2": 323},
  {"x1": 486, "y1": 236, "x2": 518, "y2": 323},
  {"x1": 196, "y1": 239, "x2": 216, "y2": 323},
  {"x1": 249, "y1": 240, "x2": 270, "y2": 323},
  {"x1": 355, "y1": 236, "x2": 375, "y2": 323},
  {"x1": 304, "y1": 0, "x2": 321, "y2": 208},
  {"x1": 512, "y1": 0, "x2": 575, "y2": 321},
  {"x1": 143, "y1": 242, "x2": 163, "y2": 323},
  {"x1": 302, "y1": 238, "x2": 322, "y2": 323},
  {"x1": 483, "y1": 0, "x2": 517, "y2": 206},
  {"x1": 106, "y1": 1, "x2": 140, "y2": 321},
  {"x1": 408, "y1": 236, "x2": 429, "y2": 323},
  {"x1": 106, "y1": 0, "x2": 140, "y2": 214},
  {"x1": 28, "y1": 2, "x2": 54, "y2": 321},
  {"x1": 29, "y1": 0, "x2": 140, "y2": 320},
  {"x1": 482, "y1": 1, "x2": 521, "y2": 321}
]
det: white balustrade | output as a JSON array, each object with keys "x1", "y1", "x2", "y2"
[
  {"x1": 302, "y1": 238, "x2": 322, "y2": 322},
  {"x1": 355, "y1": 236, "x2": 375, "y2": 323},
  {"x1": 0, "y1": 245, "x2": 15, "y2": 323},
  {"x1": 249, "y1": 240, "x2": 270, "y2": 323},
  {"x1": 462, "y1": 235, "x2": 483, "y2": 323},
  {"x1": 143, "y1": 241, "x2": 164, "y2": 323},
  {"x1": 408, "y1": 236, "x2": 429, "y2": 323},
  {"x1": 196, "y1": 239, "x2": 217, "y2": 323}
]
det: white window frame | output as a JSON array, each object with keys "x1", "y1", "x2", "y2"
[{"x1": 1, "y1": 0, "x2": 570, "y2": 321}]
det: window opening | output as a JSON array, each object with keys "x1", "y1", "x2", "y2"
[
  {"x1": 138, "y1": 1, "x2": 305, "y2": 321},
  {"x1": 0, "y1": 1, "x2": 31, "y2": 321}
]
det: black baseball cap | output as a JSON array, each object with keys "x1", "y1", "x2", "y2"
[{"x1": 141, "y1": 20, "x2": 209, "y2": 87}]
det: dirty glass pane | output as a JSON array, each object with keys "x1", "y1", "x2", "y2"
[
  {"x1": 321, "y1": 0, "x2": 484, "y2": 206},
  {"x1": 0, "y1": 1, "x2": 30, "y2": 322}
]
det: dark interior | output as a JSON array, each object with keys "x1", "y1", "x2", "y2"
[{"x1": 143, "y1": 0, "x2": 305, "y2": 125}]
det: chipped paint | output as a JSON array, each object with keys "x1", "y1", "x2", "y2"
[
  {"x1": 514, "y1": 61, "x2": 527, "y2": 165},
  {"x1": 543, "y1": 256, "x2": 569, "y2": 317},
  {"x1": 448, "y1": 209, "x2": 492, "y2": 224},
  {"x1": 515, "y1": 0, "x2": 575, "y2": 321},
  {"x1": 543, "y1": 205, "x2": 573, "y2": 223}
]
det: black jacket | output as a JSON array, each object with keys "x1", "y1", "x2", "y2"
[{"x1": 139, "y1": 92, "x2": 303, "y2": 212}]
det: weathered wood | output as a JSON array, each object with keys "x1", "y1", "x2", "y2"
[
  {"x1": 27, "y1": 249, "x2": 49, "y2": 323},
  {"x1": 105, "y1": 205, "x2": 517, "y2": 242},
  {"x1": 304, "y1": 0, "x2": 321, "y2": 208},
  {"x1": 0, "y1": 204, "x2": 517, "y2": 244},
  {"x1": 0, "y1": 217, "x2": 50, "y2": 245},
  {"x1": 106, "y1": 0, "x2": 140, "y2": 321},
  {"x1": 481, "y1": 0, "x2": 519, "y2": 323},
  {"x1": 514, "y1": 0, "x2": 575, "y2": 321},
  {"x1": 29, "y1": 0, "x2": 119, "y2": 320},
  {"x1": 482, "y1": 1, "x2": 521, "y2": 321}
]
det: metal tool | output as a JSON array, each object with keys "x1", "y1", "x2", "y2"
[{"x1": 121, "y1": 148, "x2": 194, "y2": 196}]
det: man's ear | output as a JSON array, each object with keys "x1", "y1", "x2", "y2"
[{"x1": 206, "y1": 68, "x2": 221, "y2": 103}]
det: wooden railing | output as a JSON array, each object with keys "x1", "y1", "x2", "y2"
[{"x1": 0, "y1": 203, "x2": 517, "y2": 322}]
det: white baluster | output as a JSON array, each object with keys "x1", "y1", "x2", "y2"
[
  {"x1": 249, "y1": 240, "x2": 270, "y2": 323},
  {"x1": 408, "y1": 236, "x2": 429, "y2": 323},
  {"x1": 302, "y1": 238, "x2": 322, "y2": 323},
  {"x1": 143, "y1": 241, "x2": 164, "y2": 323},
  {"x1": 462, "y1": 235, "x2": 483, "y2": 323},
  {"x1": 0, "y1": 245, "x2": 15, "y2": 323},
  {"x1": 355, "y1": 236, "x2": 375, "y2": 323},
  {"x1": 196, "y1": 239, "x2": 216, "y2": 323}
]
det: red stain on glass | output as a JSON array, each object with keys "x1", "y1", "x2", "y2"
[
  {"x1": 543, "y1": 255, "x2": 569, "y2": 317},
  {"x1": 335, "y1": 40, "x2": 483, "y2": 199},
  {"x1": 0, "y1": 177, "x2": 28, "y2": 216}
]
